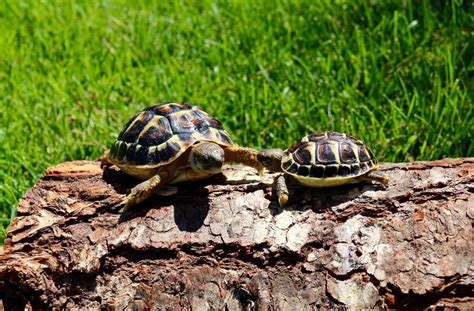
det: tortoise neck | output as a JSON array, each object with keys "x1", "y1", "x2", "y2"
[{"x1": 224, "y1": 145, "x2": 265, "y2": 175}]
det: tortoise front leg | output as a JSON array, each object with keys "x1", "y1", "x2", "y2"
[
  {"x1": 224, "y1": 146, "x2": 265, "y2": 175},
  {"x1": 276, "y1": 174, "x2": 290, "y2": 208},
  {"x1": 120, "y1": 173, "x2": 168, "y2": 212}
]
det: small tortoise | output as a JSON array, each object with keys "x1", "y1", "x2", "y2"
[
  {"x1": 103, "y1": 103, "x2": 264, "y2": 211},
  {"x1": 257, "y1": 131, "x2": 388, "y2": 207}
]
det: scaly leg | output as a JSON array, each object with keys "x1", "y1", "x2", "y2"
[
  {"x1": 224, "y1": 146, "x2": 265, "y2": 175},
  {"x1": 121, "y1": 173, "x2": 168, "y2": 212},
  {"x1": 276, "y1": 174, "x2": 290, "y2": 207},
  {"x1": 99, "y1": 150, "x2": 112, "y2": 168},
  {"x1": 356, "y1": 172, "x2": 389, "y2": 186},
  {"x1": 156, "y1": 185, "x2": 179, "y2": 197}
]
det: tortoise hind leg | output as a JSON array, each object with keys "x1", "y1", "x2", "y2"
[
  {"x1": 120, "y1": 173, "x2": 168, "y2": 212},
  {"x1": 356, "y1": 173, "x2": 389, "y2": 186},
  {"x1": 99, "y1": 150, "x2": 113, "y2": 168},
  {"x1": 224, "y1": 146, "x2": 265, "y2": 175}
]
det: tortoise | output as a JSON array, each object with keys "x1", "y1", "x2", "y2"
[
  {"x1": 257, "y1": 131, "x2": 388, "y2": 207},
  {"x1": 102, "y1": 102, "x2": 264, "y2": 212}
]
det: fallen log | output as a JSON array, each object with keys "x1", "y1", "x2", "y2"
[{"x1": 0, "y1": 158, "x2": 473, "y2": 309}]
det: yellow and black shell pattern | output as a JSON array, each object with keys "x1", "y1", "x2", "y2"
[
  {"x1": 281, "y1": 132, "x2": 378, "y2": 180},
  {"x1": 108, "y1": 103, "x2": 234, "y2": 166}
]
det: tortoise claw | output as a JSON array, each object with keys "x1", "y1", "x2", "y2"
[
  {"x1": 119, "y1": 202, "x2": 130, "y2": 213},
  {"x1": 278, "y1": 193, "x2": 289, "y2": 208}
]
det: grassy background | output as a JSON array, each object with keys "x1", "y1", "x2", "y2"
[{"x1": 0, "y1": 0, "x2": 472, "y2": 243}]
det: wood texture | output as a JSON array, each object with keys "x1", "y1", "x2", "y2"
[{"x1": 0, "y1": 159, "x2": 473, "y2": 309}]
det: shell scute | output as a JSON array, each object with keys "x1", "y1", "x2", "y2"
[
  {"x1": 307, "y1": 132, "x2": 326, "y2": 142},
  {"x1": 287, "y1": 163, "x2": 298, "y2": 174},
  {"x1": 367, "y1": 148, "x2": 376, "y2": 163},
  {"x1": 109, "y1": 141, "x2": 119, "y2": 158},
  {"x1": 297, "y1": 165, "x2": 310, "y2": 177},
  {"x1": 191, "y1": 116, "x2": 209, "y2": 132},
  {"x1": 351, "y1": 164, "x2": 361, "y2": 175},
  {"x1": 327, "y1": 131, "x2": 349, "y2": 140},
  {"x1": 134, "y1": 146, "x2": 149, "y2": 165},
  {"x1": 150, "y1": 148, "x2": 161, "y2": 163},
  {"x1": 138, "y1": 116, "x2": 174, "y2": 146},
  {"x1": 119, "y1": 111, "x2": 154, "y2": 143},
  {"x1": 138, "y1": 126, "x2": 172, "y2": 146},
  {"x1": 294, "y1": 147, "x2": 312, "y2": 165},
  {"x1": 317, "y1": 143, "x2": 337, "y2": 164},
  {"x1": 205, "y1": 115, "x2": 224, "y2": 130},
  {"x1": 176, "y1": 132, "x2": 194, "y2": 142},
  {"x1": 146, "y1": 103, "x2": 192, "y2": 116},
  {"x1": 324, "y1": 165, "x2": 338, "y2": 177},
  {"x1": 358, "y1": 146, "x2": 371, "y2": 162},
  {"x1": 215, "y1": 131, "x2": 233, "y2": 145},
  {"x1": 340, "y1": 143, "x2": 358, "y2": 164},
  {"x1": 286, "y1": 142, "x2": 300, "y2": 153},
  {"x1": 338, "y1": 165, "x2": 351, "y2": 177},
  {"x1": 117, "y1": 112, "x2": 140, "y2": 138},
  {"x1": 310, "y1": 165, "x2": 324, "y2": 178},
  {"x1": 158, "y1": 143, "x2": 175, "y2": 162},
  {"x1": 126, "y1": 144, "x2": 137, "y2": 162},
  {"x1": 117, "y1": 142, "x2": 127, "y2": 160},
  {"x1": 168, "y1": 112, "x2": 196, "y2": 134},
  {"x1": 282, "y1": 159, "x2": 292, "y2": 170}
]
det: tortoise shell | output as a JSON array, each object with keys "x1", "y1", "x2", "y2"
[
  {"x1": 107, "y1": 103, "x2": 234, "y2": 167},
  {"x1": 281, "y1": 131, "x2": 378, "y2": 181}
]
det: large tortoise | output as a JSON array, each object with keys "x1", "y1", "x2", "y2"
[
  {"x1": 102, "y1": 103, "x2": 263, "y2": 211},
  {"x1": 257, "y1": 131, "x2": 388, "y2": 207}
]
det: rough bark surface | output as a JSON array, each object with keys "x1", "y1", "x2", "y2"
[{"x1": 0, "y1": 158, "x2": 473, "y2": 310}]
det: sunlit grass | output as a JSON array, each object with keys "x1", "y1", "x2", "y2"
[{"x1": 0, "y1": 0, "x2": 472, "y2": 243}]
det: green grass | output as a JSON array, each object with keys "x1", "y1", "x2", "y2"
[{"x1": 0, "y1": 0, "x2": 472, "y2": 243}]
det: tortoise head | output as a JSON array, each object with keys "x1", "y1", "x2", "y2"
[
  {"x1": 189, "y1": 142, "x2": 225, "y2": 174},
  {"x1": 257, "y1": 149, "x2": 285, "y2": 173}
]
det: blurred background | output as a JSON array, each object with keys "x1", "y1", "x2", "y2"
[{"x1": 0, "y1": 0, "x2": 472, "y2": 243}]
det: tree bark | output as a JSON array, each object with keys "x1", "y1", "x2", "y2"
[{"x1": 0, "y1": 159, "x2": 473, "y2": 310}]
